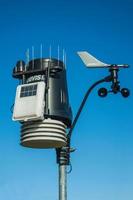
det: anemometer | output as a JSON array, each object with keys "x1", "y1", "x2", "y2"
[{"x1": 78, "y1": 51, "x2": 130, "y2": 98}]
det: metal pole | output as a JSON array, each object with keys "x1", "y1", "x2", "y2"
[
  {"x1": 56, "y1": 147, "x2": 69, "y2": 200},
  {"x1": 59, "y1": 164, "x2": 67, "y2": 200}
]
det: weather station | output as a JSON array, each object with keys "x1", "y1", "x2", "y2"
[{"x1": 12, "y1": 48, "x2": 130, "y2": 200}]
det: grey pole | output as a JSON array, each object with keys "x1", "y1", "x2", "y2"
[
  {"x1": 56, "y1": 147, "x2": 69, "y2": 200},
  {"x1": 59, "y1": 165, "x2": 67, "y2": 200}
]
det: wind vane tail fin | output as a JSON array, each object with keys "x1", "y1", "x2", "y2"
[{"x1": 77, "y1": 51, "x2": 110, "y2": 68}]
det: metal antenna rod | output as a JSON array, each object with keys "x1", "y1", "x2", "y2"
[
  {"x1": 49, "y1": 45, "x2": 52, "y2": 60},
  {"x1": 58, "y1": 45, "x2": 60, "y2": 65},
  {"x1": 32, "y1": 46, "x2": 35, "y2": 69},
  {"x1": 64, "y1": 51, "x2": 67, "y2": 69},
  {"x1": 40, "y1": 44, "x2": 43, "y2": 69},
  {"x1": 26, "y1": 48, "x2": 30, "y2": 66},
  {"x1": 63, "y1": 49, "x2": 65, "y2": 64}
]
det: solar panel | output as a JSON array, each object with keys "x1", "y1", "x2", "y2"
[{"x1": 20, "y1": 84, "x2": 38, "y2": 98}]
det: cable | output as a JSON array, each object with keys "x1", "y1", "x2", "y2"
[
  {"x1": 67, "y1": 75, "x2": 112, "y2": 147},
  {"x1": 67, "y1": 162, "x2": 72, "y2": 174}
]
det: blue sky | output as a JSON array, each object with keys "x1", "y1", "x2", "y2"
[{"x1": 0, "y1": 0, "x2": 133, "y2": 199}]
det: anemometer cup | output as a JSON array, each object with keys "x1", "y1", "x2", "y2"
[
  {"x1": 98, "y1": 88, "x2": 108, "y2": 97},
  {"x1": 121, "y1": 88, "x2": 130, "y2": 98}
]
